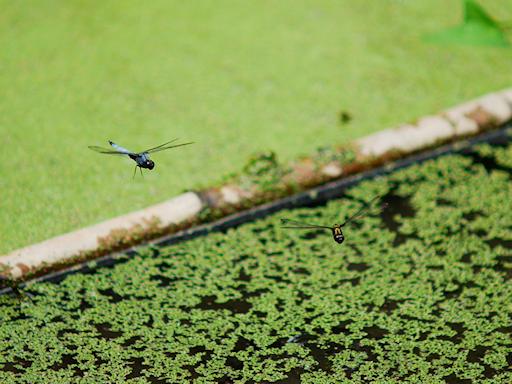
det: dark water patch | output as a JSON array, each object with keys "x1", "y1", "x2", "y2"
[
  {"x1": 493, "y1": 258, "x2": 512, "y2": 280},
  {"x1": 0, "y1": 363, "x2": 25, "y2": 374},
  {"x1": 258, "y1": 238, "x2": 268, "y2": 246},
  {"x1": 226, "y1": 356, "x2": 244, "y2": 370},
  {"x1": 150, "y1": 274, "x2": 181, "y2": 287},
  {"x1": 125, "y1": 357, "x2": 151, "y2": 380},
  {"x1": 486, "y1": 237, "x2": 512, "y2": 249},
  {"x1": 465, "y1": 152, "x2": 512, "y2": 178},
  {"x1": 265, "y1": 275, "x2": 292, "y2": 284},
  {"x1": 189, "y1": 345, "x2": 207, "y2": 355},
  {"x1": 333, "y1": 276, "x2": 360, "y2": 287},
  {"x1": 444, "y1": 284, "x2": 463, "y2": 300},
  {"x1": 251, "y1": 310, "x2": 267, "y2": 319},
  {"x1": 143, "y1": 315, "x2": 154, "y2": 328},
  {"x1": 426, "y1": 352, "x2": 440, "y2": 362},
  {"x1": 380, "y1": 299, "x2": 404, "y2": 315},
  {"x1": 195, "y1": 295, "x2": 252, "y2": 314},
  {"x1": 183, "y1": 363, "x2": 200, "y2": 380},
  {"x1": 233, "y1": 336, "x2": 257, "y2": 351},
  {"x1": 292, "y1": 267, "x2": 310, "y2": 275},
  {"x1": 1, "y1": 358, "x2": 32, "y2": 374},
  {"x1": 296, "y1": 290, "x2": 311, "y2": 302},
  {"x1": 437, "y1": 322, "x2": 465, "y2": 344},
  {"x1": 92, "y1": 351, "x2": 109, "y2": 367},
  {"x1": 347, "y1": 263, "x2": 369, "y2": 272},
  {"x1": 495, "y1": 325, "x2": 512, "y2": 334},
  {"x1": 243, "y1": 288, "x2": 269, "y2": 299},
  {"x1": 363, "y1": 325, "x2": 388, "y2": 340},
  {"x1": 331, "y1": 320, "x2": 351, "y2": 334},
  {"x1": 436, "y1": 198, "x2": 454, "y2": 206},
  {"x1": 218, "y1": 375, "x2": 239, "y2": 384},
  {"x1": 365, "y1": 303, "x2": 375, "y2": 313},
  {"x1": 57, "y1": 328, "x2": 80, "y2": 339},
  {"x1": 496, "y1": 255, "x2": 512, "y2": 263},
  {"x1": 462, "y1": 210, "x2": 485, "y2": 222},
  {"x1": 350, "y1": 339, "x2": 378, "y2": 361},
  {"x1": 189, "y1": 346, "x2": 213, "y2": 367},
  {"x1": 50, "y1": 353, "x2": 83, "y2": 377},
  {"x1": 444, "y1": 373, "x2": 472, "y2": 384},
  {"x1": 51, "y1": 315, "x2": 64, "y2": 323},
  {"x1": 155, "y1": 261, "x2": 172, "y2": 272},
  {"x1": 418, "y1": 331, "x2": 429, "y2": 341},
  {"x1": 307, "y1": 342, "x2": 342, "y2": 372},
  {"x1": 275, "y1": 367, "x2": 304, "y2": 384},
  {"x1": 121, "y1": 335, "x2": 142, "y2": 348},
  {"x1": 98, "y1": 288, "x2": 124, "y2": 303},
  {"x1": 237, "y1": 268, "x2": 251, "y2": 282},
  {"x1": 460, "y1": 253, "x2": 472, "y2": 263},
  {"x1": 275, "y1": 298, "x2": 286, "y2": 312},
  {"x1": 94, "y1": 322, "x2": 123, "y2": 340},
  {"x1": 467, "y1": 346, "x2": 491, "y2": 365},
  {"x1": 233, "y1": 254, "x2": 250, "y2": 264},
  {"x1": 79, "y1": 298, "x2": 94, "y2": 311}
]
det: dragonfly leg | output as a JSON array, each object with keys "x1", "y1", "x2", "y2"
[
  {"x1": 133, "y1": 165, "x2": 138, "y2": 179},
  {"x1": 139, "y1": 167, "x2": 143, "y2": 178}
]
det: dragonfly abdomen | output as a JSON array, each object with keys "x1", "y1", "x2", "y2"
[{"x1": 332, "y1": 226, "x2": 345, "y2": 244}]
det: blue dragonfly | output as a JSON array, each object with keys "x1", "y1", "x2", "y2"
[{"x1": 88, "y1": 139, "x2": 193, "y2": 177}]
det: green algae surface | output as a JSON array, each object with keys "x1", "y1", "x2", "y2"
[
  {"x1": 2, "y1": 0, "x2": 512, "y2": 254},
  {"x1": 1, "y1": 142, "x2": 512, "y2": 383}
]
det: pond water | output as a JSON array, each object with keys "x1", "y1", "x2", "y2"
[{"x1": 1, "y1": 141, "x2": 511, "y2": 383}]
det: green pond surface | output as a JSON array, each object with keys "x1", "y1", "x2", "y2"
[
  {"x1": 2, "y1": 0, "x2": 512, "y2": 254},
  {"x1": 1, "y1": 141, "x2": 512, "y2": 383}
]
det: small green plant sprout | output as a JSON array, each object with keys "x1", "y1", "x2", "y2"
[{"x1": 426, "y1": 0, "x2": 510, "y2": 47}]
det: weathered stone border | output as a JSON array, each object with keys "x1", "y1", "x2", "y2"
[{"x1": 2, "y1": 88, "x2": 512, "y2": 282}]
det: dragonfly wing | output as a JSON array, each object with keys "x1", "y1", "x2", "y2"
[
  {"x1": 280, "y1": 218, "x2": 331, "y2": 229},
  {"x1": 341, "y1": 195, "x2": 385, "y2": 227},
  {"x1": 146, "y1": 141, "x2": 194, "y2": 154},
  {"x1": 109, "y1": 141, "x2": 134, "y2": 154},
  {"x1": 142, "y1": 139, "x2": 180, "y2": 153},
  {"x1": 88, "y1": 145, "x2": 127, "y2": 155}
]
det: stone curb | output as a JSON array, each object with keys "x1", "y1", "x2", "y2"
[
  {"x1": 1, "y1": 193, "x2": 202, "y2": 279},
  {"x1": 1, "y1": 88, "x2": 511, "y2": 281}
]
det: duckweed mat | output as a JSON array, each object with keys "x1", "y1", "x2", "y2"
[{"x1": 1, "y1": 141, "x2": 512, "y2": 383}]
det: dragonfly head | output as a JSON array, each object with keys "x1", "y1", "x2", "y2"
[
  {"x1": 145, "y1": 159, "x2": 155, "y2": 170},
  {"x1": 332, "y1": 225, "x2": 345, "y2": 244}
]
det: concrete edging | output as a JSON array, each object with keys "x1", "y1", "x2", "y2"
[{"x1": 2, "y1": 88, "x2": 512, "y2": 281}]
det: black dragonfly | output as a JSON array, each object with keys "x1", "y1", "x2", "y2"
[
  {"x1": 281, "y1": 195, "x2": 386, "y2": 244},
  {"x1": 88, "y1": 139, "x2": 193, "y2": 177}
]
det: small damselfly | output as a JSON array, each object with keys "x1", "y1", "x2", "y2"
[{"x1": 281, "y1": 196, "x2": 386, "y2": 244}]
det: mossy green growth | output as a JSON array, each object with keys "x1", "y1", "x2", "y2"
[
  {"x1": 3, "y1": 0, "x2": 512, "y2": 255},
  {"x1": 1, "y1": 142, "x2": 512, "y2": 383},
  {"x1": 239, "y1": 151, "x2": 289, "y2": 192}
]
